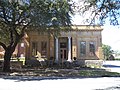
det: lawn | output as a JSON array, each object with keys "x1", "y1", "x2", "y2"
[{"x1": 0, "y1": 67, "x2": 120, "y2": 78}]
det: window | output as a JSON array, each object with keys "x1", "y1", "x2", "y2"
[
  {"x1": 89, "y1": 42, "x2": 95, "y2": 56},
  {"x1": 60, "y1": 42, "x2": 67, "y2": 48},
  {"x1": 80, "y1": 41, "x2": 86, "y2": 56},
  {"x1": 41, "y1": 41, "x2": 47, "y2": 57},
  {"x1": 32, "y1": 42, "x2": 38, "y2": 56}
]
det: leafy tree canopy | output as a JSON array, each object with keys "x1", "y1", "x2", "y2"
[
  {"x1": 73, "y1": 0, "x2": 120, "y2": 25},
  {"x1": 0, "y1": 0, "x2": 73, "y2": 72},
  {"x1": 0, "y1": 0, "x2": 73, "y2": 47},
  {"x1": 102, "y1": 44, "x2": 114, "y2": 60}
]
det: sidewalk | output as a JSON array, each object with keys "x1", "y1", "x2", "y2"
[
  {"x1": 103, "y1": 61, "x2": 120, "y2": 73},
  {"x1": 0, "y1": 77, "x2": 120, "y2": 90}
]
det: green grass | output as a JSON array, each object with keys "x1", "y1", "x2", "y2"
[
  {"x1": 8, "y1": 68, "x2": 120, "y2": 77},
  {"x1": 0, "y1": 63, "x2": 120, "y2": 77},
  {"x1": 79, "y1": 70, "x2": 120, "y2": 77}
]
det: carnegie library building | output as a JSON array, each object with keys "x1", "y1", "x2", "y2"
[
  {"x1": 0, "y1": 25, "x2": 103, "y2": 66},
  {"x1": 26, "y1": 25, "x2": 103, "y2": 62}
]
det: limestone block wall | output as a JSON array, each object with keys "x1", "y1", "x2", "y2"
[
  {"x1": 27, "y1": 31, "x2": 51, "y2": 60},
  {"x1": 26, "y1": 25, "x2": 103, "y2": 61},
  {"x1": 74, "y1": 60, "x2": 103, "y2": 67},
  {"x1": 56, "y1": 29, "x2": 103, "y2": 60}
]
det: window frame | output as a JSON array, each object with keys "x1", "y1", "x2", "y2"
[
  {"x1": 32, "y1": 42, "x2": 38, "y2": 56},
  {"x1": 41, "y1": 41, "x2": 47, "y2": 58},
  {"x1": 89, "y1": 41, "x2": 96, "y2": 56},
  {"x1": 80, "y1": 41, "x2": 86, "y2": 56}
]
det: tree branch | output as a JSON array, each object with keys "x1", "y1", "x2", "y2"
[
  {"x1": 20, "y1": 22, "x2": 30, "y2": 38},
  {"x1": 0, "y1": 15, "x2": 8, "y2": 25},
  {"x1": 2, "y1": 6, "x2": 10, "y2": 24},
  {"x1": 16, "y1": 3, "x2": 32, "y2": 26},
  {"x1": 0, "y1": 42, "x2": 6, "y2": 50}
]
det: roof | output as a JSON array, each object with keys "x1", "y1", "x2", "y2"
[
  {"x1": 27, "y1": 25, "x2": 103, "y2": 32},
  {"x1": 71, "y1": 25, "x2": 103, "y2": 31}
]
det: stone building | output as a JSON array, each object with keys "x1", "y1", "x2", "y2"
[
  {"x1": 24, "y1": 25, "x2": 103, "y2": 63},
  {"x1": 0, "y1": 25, "x2": 103, "y2": 64}
]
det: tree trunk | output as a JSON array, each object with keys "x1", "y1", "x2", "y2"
[{"x1": 3, "y1": 47, "x2": 14, "y2": 72}]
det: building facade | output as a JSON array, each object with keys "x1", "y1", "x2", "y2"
[{"x1": 25, "y1": 25, "x2": 103, "y2": 63}]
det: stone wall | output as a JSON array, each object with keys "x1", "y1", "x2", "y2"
[
  {"x1": 85, "y1": 60, "x2": 103, "y2": 68},
  {"x1": 73, "y1": 60, "x2": 103, "y2": 68}
]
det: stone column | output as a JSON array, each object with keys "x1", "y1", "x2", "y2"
[
  {"x1": 67, "y1": 37, "x2": 72, "y2": 62},
  {"x1": 72, "y1": 37, "x2": 77, "y2": 59},
  {"x1": 55, "y1": 37, "x2": 59, "y2": 63}
]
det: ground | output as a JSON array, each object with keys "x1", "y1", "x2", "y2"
[
  {"x1": 0, "y1": 77, "x2": 120, "y2": 90},
  {"x1": 0, "y1": 61, "x2": 120, "y2": 90},
  {"x1": 103, "y1": 61, "x2": 120, "y2": 73}
]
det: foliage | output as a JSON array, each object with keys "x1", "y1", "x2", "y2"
[
  {"x1": 75, "y1": 0, "x2": 120, "y2": 25},
  {"x1": 0, "y1": 0, "x2": 73, "y2": 45},
  {"x1": 102, "y1": 44, "x2": 114, "y2": 60},
  {"x1": 0, "y1": 0, "x2": 73, "y2": 72}
]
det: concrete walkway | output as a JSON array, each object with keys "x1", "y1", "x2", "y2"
[
  {"x1": 0, "y1": 77, "x2": 120, "y2": 90},
  {"x1": 0, "y1": 60, "x2": 120, "y2": 90},
  {"x1": 103, "y1": 61, "x2": 120, "y2": 73}
]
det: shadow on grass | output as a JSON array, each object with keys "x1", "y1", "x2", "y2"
[
  {"x1": 103, "y1": 64, "x2": 120, "y2": 68},
  {"x1": 0, "y1": 67, "x2": 120, "y2": 82}
]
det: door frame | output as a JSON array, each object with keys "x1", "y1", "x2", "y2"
[
  {"x1": 59, "y1": 37, "x2": 68, "y2": 61},
  {"x1": 60, "y1": 48, "x2": 67, "y2": 60}
]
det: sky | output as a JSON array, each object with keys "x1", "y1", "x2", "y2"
[
  {"x1": 72, "y1": 14, "x2": 120, "y2": 51},
  {"x1": 72, "y1": 0, "x2": 120, "y2": 51},
  {"x1": 102, "y1": 25, "x2": 120, "y2": 51}
]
